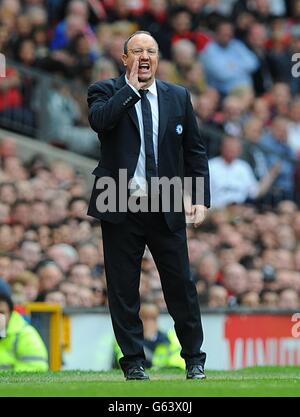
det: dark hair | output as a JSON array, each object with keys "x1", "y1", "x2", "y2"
[
  {"x1": 12, "y1": 199, "x2": 30, "y2": 211},
  {"x1": 68, "y1": 196, "x2": 88, "y2": 210},
  {"x1": 34, "y1": 259, "x2": 61, "y2": 273},
  {"x1": 260, "y1": 288, "x2": 276, "y2": 298},
  {"x1": 262, "y1": 265, "x2": 276, "y2": 282},
  {"x1": 169, "y1": 5, "x2": 190, "y2": 18},
  {"x1": 123, "y1": 31, "x2": 158, "y2": 54},
  {"x1": 0, "y1": 182, "x2": 17, "y2": 192},
  {"x1": 215, "y1": 18, "x2": 233, "y2": 32},
  {"x1": 0, "y1": 292, "x2": 14, "y2": 313}
]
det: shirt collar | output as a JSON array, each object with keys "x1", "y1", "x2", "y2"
[{"x1": 125, "y1": 75, "x2": 157, "y2": 97}]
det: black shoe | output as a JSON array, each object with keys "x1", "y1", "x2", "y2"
[
  {"x1": 125, "y1": 365, "x2": 150, "y2": 381},
  {"x1": 186, "y1": 365, "x2": 206, "y2": 380}
]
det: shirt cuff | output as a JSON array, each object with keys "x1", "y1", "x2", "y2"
[{"x1": 127, "y1": 83, "x2": 140, "y2": 97}]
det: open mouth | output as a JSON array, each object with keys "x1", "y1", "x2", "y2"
[{"x1": 138, "y1": 63, "x2": 150, "y2": 73}]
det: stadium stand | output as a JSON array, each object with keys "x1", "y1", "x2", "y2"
[{"x1": 0, "y1": 0, "x2": 299, "y2": 313}]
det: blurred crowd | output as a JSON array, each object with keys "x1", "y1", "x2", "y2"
[
  {"x1": 0, "y1": 136, "x2": 107, "y2": 309},
  {"x1": 0, "y1": 136, "x2": 299, "y2": 310},
  {"x1": 0, "y1": 0, "x2": 300, "y2": 198},
  {"x1": 0, "y1": 0, "x2": 300, "y2": 310}
]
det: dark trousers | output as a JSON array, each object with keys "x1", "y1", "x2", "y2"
[{"x1": 101, "y1": 207, "x2": 206, "y2": 372}]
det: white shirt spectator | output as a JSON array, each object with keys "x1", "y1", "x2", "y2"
[
  {"x1": 288, "y1": 122, "x2": 300, "y2": 158},
  {"x1": 209, "y1": 156, "x2": 258, "y2": 208}
]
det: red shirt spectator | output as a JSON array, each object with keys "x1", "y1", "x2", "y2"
[{"x1": 0, "y1": 67, "x2": 22, "y2": 112}]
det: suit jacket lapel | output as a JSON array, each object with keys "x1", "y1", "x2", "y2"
[
  {"x1": 116, "y1": 74, "x2": 139, "y2": 132},
  {"x1": 115, "y1": 77, "x2": 170, "y2": 143},
  {"x1": 156, "y1": 80, "x2": 170, "y2": 147}
]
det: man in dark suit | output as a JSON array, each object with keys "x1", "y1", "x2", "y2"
[{"x1": 87, "y1": 31, "x2": 210, "y2": 380}]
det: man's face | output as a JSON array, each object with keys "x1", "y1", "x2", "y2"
[
  {"x1": 0, "y1": 257, "x2": 11, "y2": 280},
  {"x1": 272, "y1": 120, "x2": 288, "y2": 143},
  {"x1": 0, "y1": 301, "x2": 11, "y2": 330},
  {"x1": 122, "y1": 34, "x2": 159, "y2": 86},
  {"x1": 216, "y1": 24, "x2": 233, "y2": 47},
  {"x1": 221, "y1": 139, "x2": 241, "y2": 163}
]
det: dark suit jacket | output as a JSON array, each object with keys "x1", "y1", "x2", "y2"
[{"x1": 87, "y1": 75, "x2": 210, "y2": 231}]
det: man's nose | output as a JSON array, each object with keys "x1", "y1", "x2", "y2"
[{"x1": 141, "y1": 50, "x2": 150, "y2": 58}]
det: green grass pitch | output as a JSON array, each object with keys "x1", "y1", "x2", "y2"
[{"x1": 0, "y1": 367, "x2": 299, "y2": 397}]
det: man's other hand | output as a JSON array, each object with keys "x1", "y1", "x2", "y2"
[{"x1": 187, "y1": 205, "x2": 208, "y2": 228}]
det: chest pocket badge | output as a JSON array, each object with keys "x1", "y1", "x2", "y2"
[{"x1": 176, "y1": 124, "x2": 183, "y2": 135}]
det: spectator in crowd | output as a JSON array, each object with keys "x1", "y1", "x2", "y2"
[
  {"x1": 194, "y1": 91, "x2": 223, "y2": 158},
  {"x1": 77, "y1": 242, "x2": 103, "y2": 277},
  {"x1": 68, "y1": 263, "x2": 93, "y2": 287},
  {"x1": 68, "y1": 197, "x2": 88, "y2": 219},
  {"x1": 19, "y1": 240, "x2": 42, "y2": 271},
  {"x1": 30, "y1": 200, "x2": 50, "y2": 226},
  {"x1": 0, "y1": 182, "x2": 18, "y2": 206},
  {"x1": 77, "y1": 286, "x2": 94, "y2": 307},
  {"x1": 232, "y1": 0, "x2": 279, "y2": 23},
  {"x1": 260, "y1": 289, "x2": 279, "y2": 307},
  {"x1": 200, "y1": 20, "x2": 259, "y2": 95},
  {"x1": 44, "y1": 290, "x2": 66, "y2": 306},
  {"x1": 36, "y1": 260, "x2": 64, "y2": 300},
  {"x1": 209, "y1": 135, "x2": 280, "y2": 208},
  {"x1": 220, "y1": 95, "x2": 246, "y2": 137},
  {"x1": 0, "y1": 254, "x2": 11, "y2": 283},
  {"x1": 47, "y1": 243, "x2": 79, "y2": 274},
  {"x1": 91, "y1": 279, "x2": 107, "y2": 307},
  {"x1": 223, "y1": 263, "x2": 248, "y2": 306},
  {"x1": 0, "y1": 67, "x2": 23, "y2": 121},
  {"x1": 10, "y1": 271, "x2": 39, "y2": 304},
  {"x1": 278, "y1": 288, "x2": 299, "y2": 309},
  {"x1": 171, "y1": 39, "x2": 206, "y2": 92},
  {"x1": 288, "y1": 98, "x2": 300, "y2": 158},
  {"x1": 261, "y1": 116, "x2": 296, "y2": 202},
  {"x1": 208, "y1": 285, "x2": 228, "y2": 308},
  {"x1": 241, "y1": 117, "x2": 268, "y2": 180},
  {"x1": 91, "y1": 57, "x2": 119, "y2": 83},
  {"x1": 252, "y1": 97, "x2": 271, "y2": 127},
  {"x1": 245, "y1": 22, "x2": 273, "y2": 95},
  {"x1": 0, "y1": 291, "x2": 48, "y2": 371},
  {"x1": 248, "y1": 269, "x2": 264, "y2": 294},
  {"x1": 44, "y1": 82, "x2": 99, "y2": 157},
  {"x1": 59, "y1": 281, "x2": 81, "y2": 306},
  {"x1": 50, "y1": 0, "x2": 98, "y2": 55},
  {"x1": 194, "y1": 252, "x2": 220, "y2": 303},
  {"x1": 266, "y1": 82, "x2": 291, "y2": 118},
  {"x1": 237, "y1": 290, "x2": 260, "y2": 307}
]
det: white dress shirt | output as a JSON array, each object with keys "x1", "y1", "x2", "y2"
[
  {"x1": 125, "y1": 76, "x2": 159, "y2": 195},
  {"x1": 288, "y1": 122, "x2": 300, "y2": 157},
  {"x1": 209, "y1": 157, "x2": 258, "y2": 208}
]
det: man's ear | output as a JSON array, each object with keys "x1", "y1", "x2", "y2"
[{"x1": 122, "y1": 54, "x2": 128, "y2": 67}]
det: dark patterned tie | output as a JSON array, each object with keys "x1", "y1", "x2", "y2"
[{"x1": 139, "y1": 89, "x2": 157, "y2": 195}]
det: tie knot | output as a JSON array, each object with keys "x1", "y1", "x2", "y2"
[{"x1": 139, "y1": 89, "x2": 149, "y2": 98}]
